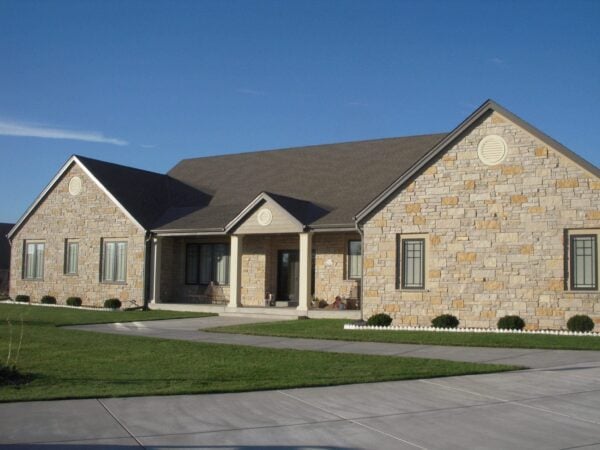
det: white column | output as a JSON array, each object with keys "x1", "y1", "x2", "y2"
[
  {"x1": 228, "y1": 234, "x2": 243, "y2": 309},
  {"x1": 297, "y1": 231, "x2": 313, "y2": 312},
  {"x1": 151, "y1": 237, "x2": 162, "y2": 303}
]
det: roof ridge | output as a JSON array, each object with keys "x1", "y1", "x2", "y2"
[
  {"x1": 75, "y1": 154, "x2": 167, "y2": 178},
  {"x1": 174, "y1": 132, "x2": 449, "y2": 165}
]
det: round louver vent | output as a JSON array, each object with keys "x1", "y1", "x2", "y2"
[
  {"x1": 257, "y1": 208, "x2": 273, "y2": 226},
  {"x1": 68, "y1": 176, "x2": 82, "y2": 196},
  {"x1": 477, "y1": 135, "x2": 508, "y2": 166}
]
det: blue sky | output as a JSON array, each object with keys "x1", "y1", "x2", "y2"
[{"x1": 1, "y1": 0, "x2": 599, "y2": 223}]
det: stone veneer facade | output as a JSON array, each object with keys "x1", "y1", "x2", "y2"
[
  {"x1": 362, "y1": 112, "x2": 600, "y2": 329},
  {"x1": 9, "y1": 164, "x2": 147, "y2": 306},
  {"x1": 158, "y1": 232, "x2": 360, "y2": 306}
]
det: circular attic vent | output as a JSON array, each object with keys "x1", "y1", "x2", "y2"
[
  {"x1": 257, "y1": 208, "x2": 273, "y2": 226},
  {"x1": 68, "y1": 176, "x2": 82, "y2": 196},
  {"x1": 477, "y1": 135, "x2": 508, "y2": 166}
]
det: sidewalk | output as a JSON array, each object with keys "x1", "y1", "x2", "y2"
[
  {"x1": 2, "y1": 360, "x2": 600, "y2": 448},
  {"x1": 68, "y1": 316, "x2": 600, "y2": 369}
]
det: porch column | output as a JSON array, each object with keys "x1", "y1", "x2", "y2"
[
  {"x1": 297, "y1": 231, "x2": 313, "y2": 312},
  {"x1": 151, "y1": 236, "x2": 162, "y2": 303},
  {"x1": 228, "y1": 234, "x2": 243, "y2": 309}
]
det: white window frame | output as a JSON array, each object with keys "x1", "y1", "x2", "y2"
[
  {"x1": 23, "y1": 241, "x2": 45, "y2": 280},
  {"x1": 347, "y1": 240, "x2": 362, "y2": 280},
  {"x1": 397, "y1": 234, "x2": 428, "y2": 290},
  {"x1": 101, "y1": 240, "x2": 127, "y2": 284},
  {"x1": 64, "y1": 240, "x2": 79, "y2": 276}
]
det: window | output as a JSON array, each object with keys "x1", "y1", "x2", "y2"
[
  {"x1": 348, "y1": 240, "x2": 362, "y2": 279},
  {"x1": 570, "y1": 235, "x2": 597, "y2": 290},
  {"x1": 23, "y1": 242, "x2": 44, "y2": 280},
  {"x1": 398, "y1": 237, "x2": 426, "y2": 289},
  {"x1": 64, "y1": 241, "x2": 79, "y2": 275},
  {"x1": 186, "y1": 243, "x2": 230, "y2": 285},
  {"x1": 102, "y1": 241, "x2": 127, "y2": 283}
]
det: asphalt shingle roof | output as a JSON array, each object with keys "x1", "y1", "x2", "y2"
[{"x1": 160, "y1": 133, "x2": 447, "y2": 231}]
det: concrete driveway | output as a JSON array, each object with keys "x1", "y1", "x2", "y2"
[
  {"x1": 2, "y1": 361, "x2": 600, "y2": 449},
  {"x1": 3, "y1": 316, "x2": 600, "y2": 449}
]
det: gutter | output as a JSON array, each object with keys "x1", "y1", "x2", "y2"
[
  {"x1": 355, "y1": 221, "x2": 365, "y2": 322},
  {"x1": 142, "y1": 231, "x2": 153, "y2": 310}
]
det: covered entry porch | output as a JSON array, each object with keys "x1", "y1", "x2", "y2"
[{"x1": 150, "y1": 231, "x2": 362, "y2": 315}]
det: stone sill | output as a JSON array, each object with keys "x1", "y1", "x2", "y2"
[{"x1": 344, "y1": 324, "x2": 600, "y2": 337}]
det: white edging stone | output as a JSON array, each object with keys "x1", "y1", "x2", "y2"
[
  {"x1": 343, "y1": 323, "x2": 600, "y2": 337},
  {"x1": 1, "y1": 299, "x2": 116, "y2": 312}
]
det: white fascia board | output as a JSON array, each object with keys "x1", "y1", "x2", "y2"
[
  {"x1": 8, "y1": 155, "x2": 146, "y2": 239},
  {"x1": 224, "y1": 191, "x2": 304, "y2": 233},
  {"x1": 73, "y1": 156, "x2": 146, "y2": 232}
]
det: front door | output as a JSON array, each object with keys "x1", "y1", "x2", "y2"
[{"x1": 277, "y1": 250, "x2": 299, "y2": 302}]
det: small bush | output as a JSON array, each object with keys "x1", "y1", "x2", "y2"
[
  {"x1": 66, "y1": 297, "x2": 82, "y2": 307},
  {"x1": 104, "y1": 298, "x2": 122, "y2": 309},
  {"x1": 14, "y1": 295, "x2": 30, "y2": 303},
  {"x1": 41, "y1": 295, "x2": 57, "y2": 305},
  {"x1": 431, "y1": 314, "x2": 459, "y2": 329},
  {"x1": 367, "y1": 313, "x2": 393, "y2": 327},
  {"x1": 567, "y1": 315, "x2": 595, "y2": 332},
  {"x1": 497, "y1": 315, "x2": 525, "y2": 330}
]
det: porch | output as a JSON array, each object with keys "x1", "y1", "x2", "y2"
[{"x1": 150, "y1": 231, "x2": 362, "y2": 316}]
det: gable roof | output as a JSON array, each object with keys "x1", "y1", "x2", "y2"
[
  {"x1": 160, "y1": 133, "x2": 447, "y2": 232},
  {"x1": 8, "y1": 155, "x2": 207, "y2": 238},
  {"x1": 355, "y1": 99, "x2": 600, "y2": 223},
  {"x1": 0, "y1": 223, "x2": 13, "y2": 270},
  {"x1": 75, "y1": 156, "x2": 207, "y2": 230}
]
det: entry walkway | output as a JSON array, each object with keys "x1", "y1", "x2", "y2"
[{"x1": 68, "y1": 316, "x2": 600, "y2": 369}]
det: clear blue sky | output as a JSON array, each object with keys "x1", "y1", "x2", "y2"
[{"x1": 1, "y1": 0, "x2": 599, "y2": 223}]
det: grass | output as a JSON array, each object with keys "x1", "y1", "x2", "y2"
[
  {"x1": 0, "y1": 305, "x2": 517, "y2": 402},
  {"x1": 208, "y1": 319, "x2": 600, "y2": 351}
]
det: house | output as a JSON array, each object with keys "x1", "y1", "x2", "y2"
[
  {"x1": 0, "y1": 223, "x2": 13, "y2": 295},
  {"x1": 7, "y1": 100, "x2": 600, "y2": 329}
]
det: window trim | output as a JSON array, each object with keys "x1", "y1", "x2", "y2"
[
  {"x1": 185, "y1": 242, "x2": 230, "y2": 286},
  {"x1": 101, "y1": 239, "x2": 128, "y2": 284},
  {"x1": 22, "y1": 240, "x2": 45, "y2": 281},
  {"x1": 347, "y1": 239, "x2": 362, "y2": 280},
  {"x1": 64, "y1": 240, "x2": 79, "y2": 276},
  {"x1": 396, "y1": 234, "x2": 428, "y2": 291},
  {"x1": 569, "y1": 233, "x2": 598, "y2": 291}
]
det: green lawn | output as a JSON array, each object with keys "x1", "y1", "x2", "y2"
[
  {"x1": 207, "y1": 319, "x2": 600, "y2": 351},
  {"x1": 0, "y1": 305, "x2": 517, "y2": 402}
]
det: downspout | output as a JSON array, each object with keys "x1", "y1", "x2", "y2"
[
  {"x1": 354, "y1": 221, "x2": 365, "y2": 322},
  {"x1": 143, "y1": 231, "x2": 153, "y2": 311}
]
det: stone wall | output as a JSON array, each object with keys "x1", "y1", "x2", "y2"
[
  {"x1": 362, "y1": 111, "x2": 600, "y2": 329},
  {"x1": 241, "y1": 232, "x2": 360, "y2": 306},
  {"x1": 10, "y1": 163, "x2": 146, "y2": 307}
]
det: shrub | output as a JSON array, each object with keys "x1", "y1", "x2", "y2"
[
  {"x1": 66, "y1": 297, "x2": 82, "y2": 307},
  {"x1": 567, "y1": 315, "x2": 595, "y2": 332},
  {"x1": 104, "y1": 298, "x2": 122, "y2": 309},
  {"x1": 367, "y1": 313, "x2": 393, "y2": 327},
  {"x1": 431, "y1": 314, "x2": 459, "y2": 329},
  {"x1": 14, "y1": 295, "x2": 30, "y2": 303},
  {"x1": 41, "y1": 295, "x2": 57, "y2": 305},
  {"x1": 497, "y1": 315, "x2": 525, "y2": 330}
]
